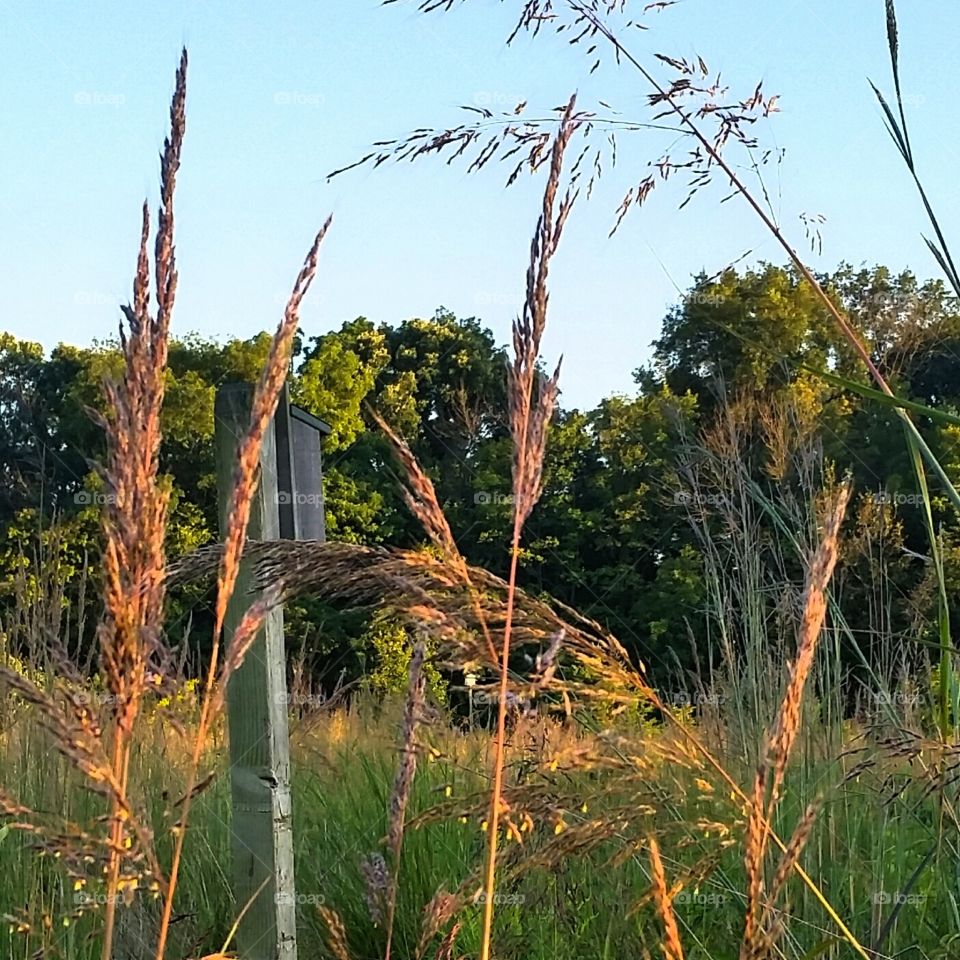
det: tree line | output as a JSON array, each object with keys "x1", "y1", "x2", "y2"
[{"x1": 3, "y1": 262, "x2": 960, "y2": 689}]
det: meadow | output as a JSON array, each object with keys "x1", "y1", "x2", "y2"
[
  {"x1": 4, "y1": 2, "x2": 960, "y2": 958},
  {"x1": 3, "y1": 616, "x2": 958, "y2": 959}
]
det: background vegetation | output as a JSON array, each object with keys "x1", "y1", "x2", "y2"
[
  {"x1": 5, "y1": 2, "x2": 960, "y2": 958},
  {"x1": 3, "y1": 262, "x2": 959, "y2": 690}
]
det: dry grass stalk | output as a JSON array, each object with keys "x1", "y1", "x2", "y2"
[
  {"x1": 318, "y1": 905, "x2": 353, "y2": 960},
  {"x1": 90, "y1": 48, "x2": 187, "y2": 960},
  {"x1": 343, "y1": 92, "x2": 581, "y2": 960},
  {"x1": 508, "y1": 97, "x2": 577, "y2": 528},
  {"x1": 360, "y1": 851, "x2": 391, "y2": 927},
  {"x1": 386, "y1": 641, "x2": 427, "y2": 855},
  {"x1": 767, "y1": 484, "x2": 851, "y2": 805},
  {"x1": 571, "y1": 4, "x2": 945, "y2": 519},
  {"x1": 766, "y1": 800, "x2": 821, "y2": 908},
  {"x1": 433, "y1": 920, "x2": 462, "y2": 960},
  {"x1": 481, "y1": 92, "x2": 578, "y2": 960},
  {"x1": 741, "y1": 771, "x2": 767, "y2": 958},
  {"x1": 416, "y1": 888, "x2": 460, "y2": 960},
  {"x1": 155, "y1": 216, "x2": 332, "y2": 957},
  {"x1": 128, "y1": 79, "x2": 332, "y2": 958},
  {"x1": 214, "y1": 215, "x2": 332, "y2": 640},
  {"x1": 741, "y1": 483, "x2": 850, "y2": 959},
  {"x1": 384, "y1": 641, "x2": 427, "y2": 960},
  {"x1": 647, "y1": 836, "x2": 684, "y2": 960},
  {"x1": 204, "y1": 584, "x2": 283, "y2": 720},
  {"x1": 367, "y1": 408, "x2": 460, "y2": 561},
  {"x1": 0, "y1": 49, "x2": 191, "y2": 955},
  {"x1": 368, "y1": 408, "x2": 498, "y2": 667},
  {"x1": 169, "y1": 540, "x2": 636, "y2": 692}
]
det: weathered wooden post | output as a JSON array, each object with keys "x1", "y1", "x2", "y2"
[{"x1": 214, "y1": 382, "x2": 330, "y2": 959}]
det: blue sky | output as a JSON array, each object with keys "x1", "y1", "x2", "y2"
[{"x1": 2, "y1": 0, "x2": 957, "y2": 410}]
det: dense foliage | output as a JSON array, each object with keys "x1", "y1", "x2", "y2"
[{"x1": 3, "y1": 263, "x2": 959, "y2": 686}]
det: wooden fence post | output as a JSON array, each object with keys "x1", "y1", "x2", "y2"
[{"x1": 214, "y1": 383, "x2": 298, "y2": 960}]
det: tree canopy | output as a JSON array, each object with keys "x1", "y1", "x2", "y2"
[{"x1": 4, "y1": 264, "x2": 959, "y2": 687}]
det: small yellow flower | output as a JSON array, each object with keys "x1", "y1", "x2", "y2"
[
  {"x1": 580, "y1": 803, "x2": 589, "y2": 813},
  {"x1": 444, "y1": 785, "x2": 453, "y2": 798},
  {"x1": 480, "y1": 820, "x2": 489, "y2": 832},
  {"x1": 694, "y1": 778, "x2": 714, "y2": 794},
  {"x1": 554, "y1": 820, "x2": 566, "y2": 835}
]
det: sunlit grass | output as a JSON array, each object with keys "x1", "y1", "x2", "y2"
[{"x1": 1, "y1": 687, "x2": 956, "y2": 959}]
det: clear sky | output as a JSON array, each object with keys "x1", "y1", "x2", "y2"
[{"x1": 2, "y1": 0, "x2": 957, "y2": 410}]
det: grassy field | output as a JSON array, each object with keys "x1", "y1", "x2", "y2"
[
  {"x1": 4, "y1": 4, "x2": 960, "y2": 958},
  {"x1": 2, "y1": 674, "x2": 958, "y2": 959}
]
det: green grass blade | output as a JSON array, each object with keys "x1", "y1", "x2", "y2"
[
  {"x1": 810, "y1": 366, "x2": 960, "y2": 428},
  {"x1": 868, "y1": 79, "x2": 910, "y2": 162},
  {"x1": 903, "y1": 426, "x2": 955, "y2": 737}
]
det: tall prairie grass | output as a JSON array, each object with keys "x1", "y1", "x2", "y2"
[
  {"x1": 4, "y1": 2, "x2": 960, "y2": 958},
  {"x1": 2, "y1": 623, "x2": 959, "y2": 958}
]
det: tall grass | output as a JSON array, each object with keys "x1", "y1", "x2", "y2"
[
  {"x1": 4, "y1": 3, "x2": 960, "y2": 958},
  {"x1": 1, "y1": 48, "x2": 334, "y2": 960},
  {"x1": 4, "y1": 608, "x2": 960, "y2": 958}
]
